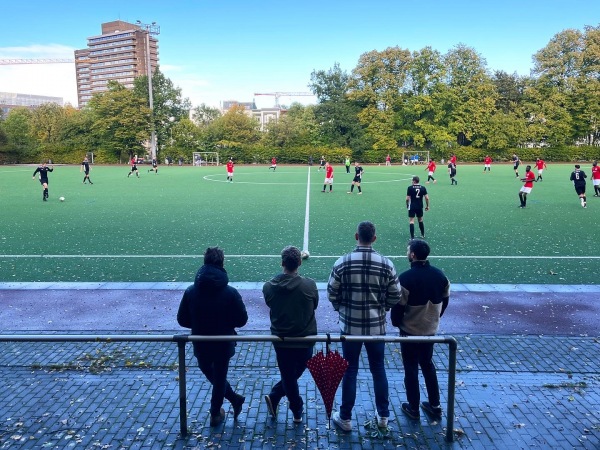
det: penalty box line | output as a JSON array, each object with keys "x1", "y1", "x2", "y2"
[{"x1": 1, "y1": 255, "x2": 600, "y2": 259}]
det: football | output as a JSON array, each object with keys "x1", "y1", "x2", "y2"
[
  {"x1": 59, "y1": 197, "x2": 65, "y2": 202},
  {"x1": 301, "y1": 250, "x2": 310, "y2": 260}
]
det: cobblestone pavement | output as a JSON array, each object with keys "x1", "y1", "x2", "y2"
[{"x1": 0, "y1": 285, "x2": 599, "y2": 449}]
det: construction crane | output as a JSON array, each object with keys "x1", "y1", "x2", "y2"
[
  {"x1": 254, "y1": 91, "x2": 314, "y2": 108},
  {"x1": 0, "y1": 59, "x2": 75, "y2": 65}
]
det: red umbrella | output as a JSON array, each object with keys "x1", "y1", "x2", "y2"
[{"x1": 306, "y1": 335, "x2": 349, "y2": 426}]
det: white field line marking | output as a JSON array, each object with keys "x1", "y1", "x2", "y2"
[
  {"x1": 1, "y1": 255, "x2": 599, "y2": 259},
  {"x1": 303, "y1": 166, "x2": 311, "y2": 252}
]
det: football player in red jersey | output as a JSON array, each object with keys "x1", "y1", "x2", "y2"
[
  {"x1": 425, "y1": 160, "x2": 437, "y2": 184},
  {"x1": 269, "y1": 157, "x2": 277, "y2": 171},
  {"x1": 518, "y1": 165, "x2": 536, "y2": 208},
  {"x1": 591, "y1": 161, "x2": 600, "y2": 197},
  {"x1": 226, "y1": 158, "x2": 234, "y2": 182},
  {"x1": 535, "y1": 158, "x2": 547, "y2": 181},
  {"x1": 483, "y1": 155, "x2": 492, "y2": 173},
  {"x1": 322, "y1": 162, "x2": 334, "y2": 192}
]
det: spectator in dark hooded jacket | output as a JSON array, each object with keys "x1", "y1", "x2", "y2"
[{"x1": 177, "y1": 246, "x2": 248, "y2": 427}]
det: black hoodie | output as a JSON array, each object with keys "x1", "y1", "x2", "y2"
[{"x1": 177, "y1": 264, "x2": 248, "y2": 358}]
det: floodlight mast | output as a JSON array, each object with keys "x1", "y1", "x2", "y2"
[{"x1": 136, "y1": 21, "x2": 160, "y2": 160}]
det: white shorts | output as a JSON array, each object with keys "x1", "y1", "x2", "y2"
[
  {"x1": 537, "y1": 169, "x2": 544, "y2": 175},
  {"x1": 324, "y1": 177, "x2": 333, "y2": 184},
  {"x1": 428, "y1": 171, "x2": 434, "y2": 176},
  {"x1": 227, "y1": 171, "x2": 233, "y2": 177},
  {"x1": 520, "y1": 186, "x2": 532, "y2": 194},
  {"x1": 485, "y1": 164, "x2": 491, "y2": 168},
  {"x1": 594, "y1": 179, "x2": 600, "y2": 186}
]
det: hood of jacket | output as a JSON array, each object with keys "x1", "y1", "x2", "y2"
[{"x1": 194, "y1": 264, "x2": 229, "y2": 290}]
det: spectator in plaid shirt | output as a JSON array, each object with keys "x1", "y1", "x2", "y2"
[{"x1": 327, "y1": 221, "x2": 401, "y2": 431}]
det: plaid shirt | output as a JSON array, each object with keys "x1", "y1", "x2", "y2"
[{"x1": 327, "y1": 245, "x2": 401, "y2": 335}]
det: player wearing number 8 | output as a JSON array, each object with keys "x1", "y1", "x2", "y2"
[{"x1": 406, "y1": 176, "x2": 429, "y2": 239}]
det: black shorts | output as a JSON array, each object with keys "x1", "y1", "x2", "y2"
[
  {"x1": 575, "y1": 185, "x2": 586, "y2": 195},
  {"x1": 84, "y1": 170, "x2": 90, "y2": 175},
  {"x1": 353, "y1": 176, "x2": 361, "y2": 183},
  {"x1": 449, "y1": 171, "x2": 456, "y2": 177},
  {"x1": 408, "y1": 208, "x2": 423, "y2": 218},
  {"x1": 514, "y1": 162, "x2": 520, "y2": 169},
  {"x1": 131, "y1": 165, "x2": 138, "y2": 171},
  {"x1": 39, "y1": 179, "x2": 48, "y2": 185}
]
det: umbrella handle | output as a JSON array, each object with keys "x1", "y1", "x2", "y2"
[{"x1": 326, "y1": 333, "x2": 331, "y2": 354}]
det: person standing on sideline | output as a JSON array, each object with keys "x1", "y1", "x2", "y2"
[
  {"x1": 81, "y1": 157, "x2": 93, "y2": 184},
  {"x1": 407, "y1": 176, "x2": 430, "y2": 239},
  {"x1": 448, "y1": 162, "x2": 457, "y2": 185},
  {"x1": 328, "y1": 221, "x2": 401, "y2": 431},
  {"x1": 483, "y1": 155, "x2": 492, "y2": 173},
  {"x1": 127, "y1": 155, "x2": 139, "y2": 178},
  {"x1": 32, "y1": 161, "x2": 54, "y2": 201},
  {"x1": 226, "y1": 158, "x2": 234, "y2": 182},
  {"x1": 535, "y1": 158, "x2": 547, "y2": 181},
  {"x1": 177, "y1": 247, "x2": 248, "y2": 427},
  {"x1": 148, "y1": 158, "x2": 158, "y2": 174},
  {"x1": 345, "y1": 156, "x2": 351, "y2": 174},
  {"x1": 591, "y1": 161, "x2": 600, "y2": 197},
  {"x1": 269, "y1": 157, "x2": 277, "y2": 171},
  {"x1": 263, "y1": 246, "x2": 318, "y2": 424},
  {"x1": 322, "y1": 161, "x2": 334, "y2": 192},
  {"x1": 391, "y1": 239, "x2": 450, "y2": 421},
  {"x1": 347, "y1": 162, "x2": 363, "y2": 194},
  {"x1": 570, "y1": 164, "x2": 587, "y2": 208},
  {"x1": 512, "y1": 154, "x2": 520, "y2": 178},
  {"x1": 425, "y1": 159, "x2": 437, "y2": 184},
  {"x1": 518, "y1": 165, "x2": 536, "y2": 208},
  {"x1": 319, "y1": 155, "x2": 326, "y2": 171},
  {"x1": 385, "y1": 154, "x2": 391, "y2": 166}
]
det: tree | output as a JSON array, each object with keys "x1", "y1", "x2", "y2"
[
  {"x1": 134, "y1": 67, "x2": 192, "y2": 158},
  {"x1": 309, "y1": 63, "x2": 369, "y2": 152},
  {"x1": 349, "y1": 47, "x2": 413, "y2": 153},
  {"x1": 87, "y1": 81, "x2": 152, "y2": 162},
  {"x1": 443, "y1": 44, "x2": 497, "y2": 147},
  {"x1": 262, "y1": 104, "x2": 320, "y2": 149},
  {"x1": 1, "y1": 107, "x2": 36, "y2": 162},
  {"x1": 203, "y1": 105, "x2": 260, "y2": 160},
  {"x1": 192, "y1": 104, "x2": 222, "y2": 126},
  {"x1": 30, "y1": 103, "x2": 66, "y2": 143}
]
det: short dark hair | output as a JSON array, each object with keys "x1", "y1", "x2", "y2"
[
  {"x1": 204, "y1": 246, "x2": 224, "y2": 267},
  {"x1": 526, "y1": 165, "x2": 531, "y2": 171},
  {"x1": 412, "y1": 176, "x2": 420, "y2": 183},
  {"x1": 409, "y1": 238, "x2": 430, "y2": 260},
  {"x1": 357, "y1": 221, "x2": 376, "y2": 243},
  {"x1": 281, "y1": 246, "x2": 301, "y2": 271},
  {"x1": 575, "y1": 164, "x2": 581, "y2": 169}
]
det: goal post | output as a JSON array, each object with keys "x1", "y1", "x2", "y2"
[
  {"x1": 192, "y1": 152, "x2": 220, "y2": 166},
  {"x1": 402, "y1": 150, "x2": 430, "y2": 165}
]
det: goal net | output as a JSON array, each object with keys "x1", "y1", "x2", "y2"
[
  {"x1": 402, "y1": 150, "x2": 430, "y2": 165},
  {"x1": 192, "y1": 152, "x2": 219, "y2": 166}
]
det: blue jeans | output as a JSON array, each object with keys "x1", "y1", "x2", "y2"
[
  {"x1": 339, "y1": 340, "x2": 389, "y2": 420},
  {"x1": 269, "y1": 346, "x2": 313, "y2": 416}
]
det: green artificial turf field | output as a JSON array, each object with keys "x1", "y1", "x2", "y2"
[{"x1": 1, "y1": 162, "x2": 598, "y2": 284}]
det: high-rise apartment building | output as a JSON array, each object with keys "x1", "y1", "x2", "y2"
[{"x1": 74, "y1": 20, "x2": 159, "y2": 107}]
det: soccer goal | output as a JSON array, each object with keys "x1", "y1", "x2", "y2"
[
  {"x1": 192, "y1": 152, "x2": 220, "y2": 166},
  {"x1": 402, "y1": 150, "x2": 430, "y2": 165}
]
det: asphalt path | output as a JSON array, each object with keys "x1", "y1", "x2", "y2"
[{"x1": 1, "y1": 288, "x2": 598, "y2": 336}]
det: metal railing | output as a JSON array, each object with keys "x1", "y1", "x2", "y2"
[{"x1": 0, "y1": 334, "x2": 458, "y2": 442}]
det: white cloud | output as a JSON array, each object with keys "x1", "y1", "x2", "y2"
[{"x1": 0, "y1": 44, "x2": 78, "y2": 106}]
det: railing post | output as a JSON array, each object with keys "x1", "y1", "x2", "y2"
[
  {"x1": 174, "y1": 335, "x2": 188, "y2": 437},
  {"x1": 445, "y1": 337, "x2": 457, "y2": 442}
]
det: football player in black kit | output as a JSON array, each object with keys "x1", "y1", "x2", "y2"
[
  {"x1": 406, "y1": 176, "x2": 429, "y2": 239},
  {"x1": 32, "y1": 161, "x2": 54, "y2": 201},
  {"x1": 81, "y1": 157, "x2": 93, "y2": 184},
  {"x1": 148, "y1": 158, "x2": 158, "y2": 174},
  {"x1": 347, "y1": 162, "x2": 364, "y2": 194}
]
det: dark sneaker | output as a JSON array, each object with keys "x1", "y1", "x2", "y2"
[
  {"x1": 421, "y1": 401, "x2": 442, "y2": 419},
  {"x1": 264, "y1": 395, "x2": 277, "y2": 419},
  {"x1": 401, "y1": 402, "x2": 420, "y2": 420},
  {"x1": 293, "y1": 410, "x2": 303, "y2": 423},
  {"x1": 210, "y1": 408, "x2": 225, "y2": 427},
  {"x1": 232, "y1": 394, "x2": 245, "y2": 420}
]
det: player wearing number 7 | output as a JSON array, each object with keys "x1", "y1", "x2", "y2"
[{"x1": 406, "y1": 176, "x2": 429, "y2": 239}]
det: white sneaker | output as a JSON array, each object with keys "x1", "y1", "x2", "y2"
[
  {"x1": 377, "y1": 416, "x2": 389, "y2": 428},
  {"x1": 332, "y1": 411, "x2": 352, "y2": 431}
]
